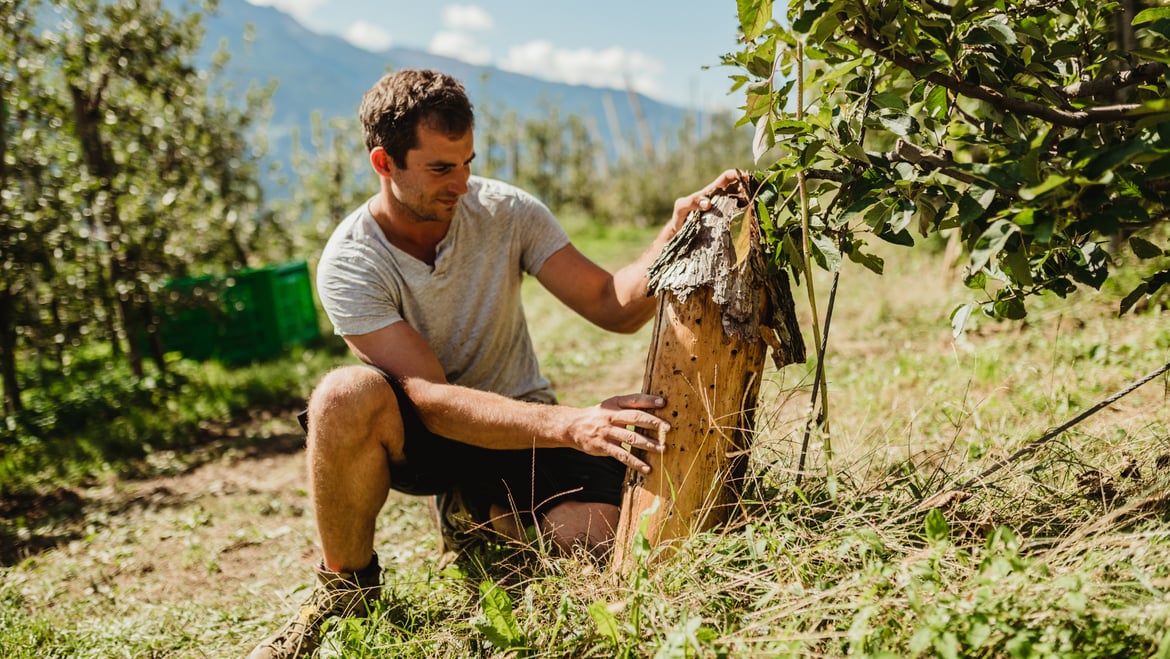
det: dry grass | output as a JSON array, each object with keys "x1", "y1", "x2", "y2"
[{"x1": 2, "y1": 225, "x2": 1169, "y2": 657}]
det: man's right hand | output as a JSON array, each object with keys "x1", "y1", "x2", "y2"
[{"x1": 561, "y1": 393, "x2": 669, "y2": 474}]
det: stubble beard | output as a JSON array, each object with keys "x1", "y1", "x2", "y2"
[{"x1": 399, "y1": 192, "x2": 458, "y2": 224}]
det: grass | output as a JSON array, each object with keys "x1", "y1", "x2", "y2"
[
  {"x1": 2, "y1": 222, "x2": 1169, "y2": 657},
  {"x1": 0, "y1": 338, "x2": 349, "y2": 496}
]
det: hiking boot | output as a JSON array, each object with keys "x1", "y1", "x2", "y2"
[
  {"x1": 246, "y1": 554, "x2": 381, "y2": 659},
  {"x1": 430, "y1": 489, "x2": 488, "y2": 565}
]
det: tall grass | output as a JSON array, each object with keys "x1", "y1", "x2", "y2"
[
  {"x1": 327, "y1": 231, "x2": 1170, "y2": 657},
  {"x1": 1, "y1": 223, "x2": 1168, "y2": 657}
]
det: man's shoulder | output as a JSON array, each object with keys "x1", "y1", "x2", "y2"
[
  {"x1": 465, "y1": 176, "x2": 544, "y2": 212},
  {"x1": 322, "y1": 199, "x2": 377, "y2": 252}
]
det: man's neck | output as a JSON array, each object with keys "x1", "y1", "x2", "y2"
[{"x1": 369, "y1": 193, "x2": 451, "y2": 266}]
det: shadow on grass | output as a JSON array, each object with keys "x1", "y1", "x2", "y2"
[{"x1": 0, "y1": 422, "x2": 308, "y2": 567}]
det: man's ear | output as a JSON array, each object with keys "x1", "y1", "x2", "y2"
[{"x1": 370, "y1": 147, "x2": 393, "y2": 176}]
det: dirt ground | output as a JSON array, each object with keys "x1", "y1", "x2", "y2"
[{"x1": 1, "y1": 411, "x2": 438, "y2": 656}]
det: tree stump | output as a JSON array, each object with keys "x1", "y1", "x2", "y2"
[{"x1": 612, "y1": 183, "x2": 805, "y2": 570}]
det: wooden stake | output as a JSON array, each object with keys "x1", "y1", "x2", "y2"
[{"x1": 612, "y1": 184, "x2": 805, "y2": 570}]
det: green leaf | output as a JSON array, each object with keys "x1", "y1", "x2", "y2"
[
  {"x1": 958, "y1": 187, "x2": 996, "y2": 224},
  {"x1": 1120, "y1": 283, "x2": 1149, "y2": 315},
  {"x1": 847, "y1": 246, "x2": 885, "y2": 274},
  {"x1": 876, "y1": 110, "x2": 918, "y2": 137},
  {"x1": 1133, "y1": 7, "x2": 1170, "y2": 25},
  {"x1": 872, "y1": 92, "x2": 908, "y2": 110},
  {"x1": 753, "y1": 115, "x2": 774, "y2": 164},
  {"x1": 476, "y1": 582, "x2": 523, "y2": 650},
  {"x1": 1047, "y1": 277, "x2": 1077, "y2": 298},
  {"x1": 738, "y1": 0, "x2": 774, "y2": 40},
  {"x1": 992, "y1": 295, "x2": 1027, "y2": 320},
  {"x1": 1003, "y1": 243, "x2": 1034, "y2": 287},
  {"x1": 842, "y1": 142, "x2": 871, "y2": 164},
  {"x1": 1019, "y1": 174, "x2": 1069, "y2": 200},
  {"x1": 969, "y1": 219, "x2": 1019, "y2": 274},
  {"x1": 1072, "y1": 242, "x2": 1110, "y2": 290},
  {"x1": 981, "y1": 16, "x2": 1018, "y2": 47},
  {"x1": 1149, "y1": 270, "x2": 1170, "y2": 295},
  {"x1": 1020, "y1": 146, "x2": 1041, "y2": 185},
  {"x1": 1145, "y1": 153, "x2": 1170, "y2": 179},
  {"x1": 589, "y1": 601, "x2": 621, "y2": 645},
  {"x1": 810, "y1": 8, "x2": 844, "y2": 45},
  {"x1": 1083, "y1": 140, "x2": 1151, "y2": 179},
  {"x1": 877, "y1": 227, "x2": 915, "y2": 246},
  {"x1": 950, "y1": 302, "x2": 976, "y2": 337},
  {"x1": 1130, "y1": 236, "x2": 1165, "y2": 259},
  {"x1": 1131, "y1": 47, "x2": 1170, "y2": 65},
  {"x1": 811, "y1": 232, "x2": 843, "y2": 271},
  {"x1": 801, "y1": 139, "x2": 825, "y2": 167},
  {"x1": 772, "y1": 119, "x2": 813, "y2": 135},
  {"x1": 924, "y1": 85, "x2": 948, "y2": 120},
  {"x1": 925, "y1": 508, "x2": 950, "y2": 543},
  {"x1": 791, "y1": 3, "x2": 826, "y2": 33}
]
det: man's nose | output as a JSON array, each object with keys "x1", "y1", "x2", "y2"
[{"x1": 450, "y1": 169, "x2": 470, "y2": 195}]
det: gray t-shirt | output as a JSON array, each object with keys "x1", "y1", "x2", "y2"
[{"x1": 316, "y1": 175, "x2": 570, "y2": 403}]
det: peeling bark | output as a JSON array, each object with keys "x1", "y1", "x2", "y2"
[{"x1": 613, "y1": 187, "x2": 805, "y2": 570}]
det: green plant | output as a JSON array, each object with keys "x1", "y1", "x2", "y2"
[{"x1": 730, "y1": 0, "x2": 1170, "y2": 322}]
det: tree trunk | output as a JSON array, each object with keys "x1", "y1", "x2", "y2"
[
  {"x1": 0, "y1": 287, "x2": 22, "y2": 414},
  {"x1": 612, "y1": 184, "x2": 805, "y2": 570},
  {"x1": 69, "y1": 83, "x2": 145, "y2": 377}
]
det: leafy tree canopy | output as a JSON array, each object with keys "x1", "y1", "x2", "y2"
[{"x1": 729, "y1": 0, "x2": 1170, "y2": 326}]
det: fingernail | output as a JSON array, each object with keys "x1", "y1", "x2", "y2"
[
  {"x1": 654, "y1": 397, "x2": 664, "y2": 406},
  {"x1": 642, "y1": 465, "x2": 651, "y2": 473}
]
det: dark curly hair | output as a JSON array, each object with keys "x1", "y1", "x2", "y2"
[{"x1": 359, "y1": 69, "x2": 475, "y2": 167}]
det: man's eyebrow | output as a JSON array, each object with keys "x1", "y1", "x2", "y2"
[{"x1": 425, "y1": 153, "x2": 476, "y2": 168}]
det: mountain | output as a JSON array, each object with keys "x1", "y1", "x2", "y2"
[{"x1": 180, "y1": 0, "x2": 702, "y2": 186}]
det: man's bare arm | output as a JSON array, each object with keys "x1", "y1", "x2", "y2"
[
  {"x1": 343, "y1": 322, "x2": 667, "y2": 473},
  {"x1": 536, "y1": 169, "x2": 742, "y2": 333}
]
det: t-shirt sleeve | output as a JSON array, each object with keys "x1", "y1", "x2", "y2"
[
  {"x1": 511, "y1": 188, "x2": 571, "y2": 275},
  {"x1": 316, "y1": 241, "x2": 403, "y2": 337}
]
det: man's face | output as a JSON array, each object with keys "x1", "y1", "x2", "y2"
[{"x1": 389, "y1": 123, "x2": 475, "y2": 224}]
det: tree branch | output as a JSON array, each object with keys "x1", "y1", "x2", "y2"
[
  {"x1": 1063, "y1": 62, "x2": 1168, "y2": 99},
  {"x1": 805, "y1": 168, "x2": 847, "y2": 182},
  {"x1": 885, "y1": 140, "x2": 979, "y2": 184},
  {"x1": 844, "y1": 26, "x2": 1158, "y2": 128}
]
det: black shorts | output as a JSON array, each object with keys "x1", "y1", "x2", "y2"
[{"x1": 298, "y1": 368, "x2": 626, "y2": 520}]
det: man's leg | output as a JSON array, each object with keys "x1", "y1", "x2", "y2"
[
  {"x1": 481, "y1": 500, "x2": 620, "y2": 558},
  {"x1": 248, "y1": 365, "x2": 405, "y2": 659},
  {"x1": 306, "y1": 365, "x2": 406, "y2": 572},
  {"x1": 542, "y1": 502, "x2": 620, "y2": 557}
]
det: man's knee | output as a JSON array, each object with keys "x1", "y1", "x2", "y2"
[{"x1": 306, "y1": 366, "x2": 404, "y2": 456}]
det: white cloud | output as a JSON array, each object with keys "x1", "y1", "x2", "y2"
[
  {"x1": 244, "y1": 0, "x2": 325, "y2": 23},
  {"x1": 499, "y1": 41, "x2": 667, "y2": 99},
  {"x1": 429, "y1": 30, "x2": 491, "y2": 65},
  {"x1": 441, "y1": 5, "x2": 494, "y2": 31},
  {"x1": 344, "y1": 21, "x2": 392, "y2": 52}
]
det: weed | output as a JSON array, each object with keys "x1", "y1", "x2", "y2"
[{"x1": 2, "y1": 230, "x2": 1169, "y2": 657}]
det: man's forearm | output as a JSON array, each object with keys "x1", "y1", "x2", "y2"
[
  {"x1": 401, "y1": 377, "x2": 569, "y2": 449},
  {"x1": 605, "y1": 221, "x2": 677, "y2": 332}
]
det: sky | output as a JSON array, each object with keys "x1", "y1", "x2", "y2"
[{"x1": 243, "y1": 0, "x2": 751, "y2": 111}]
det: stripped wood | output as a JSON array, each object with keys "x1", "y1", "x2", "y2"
[{"x1": 613, "y1": 185, "x2": 805, "y2": 569}]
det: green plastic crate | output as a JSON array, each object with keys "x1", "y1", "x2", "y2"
[{"x1": 158, "y1": 261, "x2": 319, "y2": 365}]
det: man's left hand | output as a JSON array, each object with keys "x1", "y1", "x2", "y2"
[{"x1": 665, "y1": 169, "x2": 743, "y2": 236}]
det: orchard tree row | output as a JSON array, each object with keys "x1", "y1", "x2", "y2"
[
  {"x1": 0, "y1": 0, "x2": 747, "y2": 418},
  {"x1": 0, "y1": 0, "x2": 281, "y2": 414}
]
